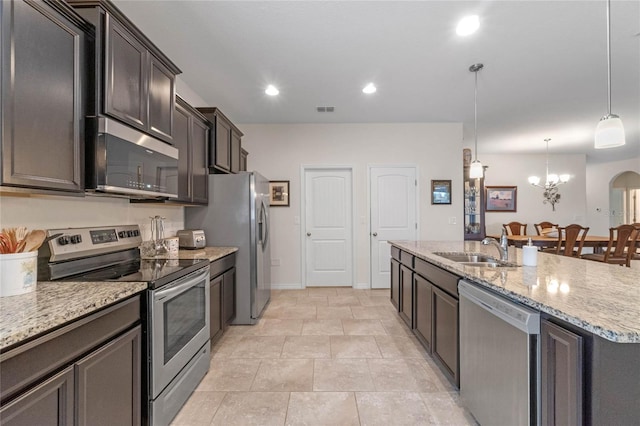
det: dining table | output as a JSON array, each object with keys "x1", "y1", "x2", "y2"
[{"x1": 488, "y1": 234, "x2": 615, "y2": 254}]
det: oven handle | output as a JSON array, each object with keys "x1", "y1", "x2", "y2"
[{"x1": 154, "y1": 268, "x2": 210, "y2": 302}]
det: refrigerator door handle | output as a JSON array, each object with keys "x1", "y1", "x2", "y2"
[{"x1": 262, "y1": 200, "x2": 270, "y2": 249}]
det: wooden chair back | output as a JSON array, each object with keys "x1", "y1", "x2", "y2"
[
  {"x1": 556, "y1": 224, "x2": 589, "y2": 257},
  {"x1": 603, "y1": 224, "x2": 637, "y2": 265},
  {"x1": 503, "y1": 222, "x2": 527, "y2": 236},
  {"x1": 628, "y1": 224, "x2": 640, "y2": 264},
  {"x1": 534, "y1": 221, "x2": 558, "y2": 236}
]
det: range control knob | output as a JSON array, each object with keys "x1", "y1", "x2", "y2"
[
  {"x1": 133, "y1": 229, "x2": 140, "y2": 237},
  {"x1": 57, "y1": 236, "x2": 70, "y2": 246},
  {"x1": 127, "y1": 230, "x2": 135, "y2": 237},
  {"x1": 70, "y1": 235, "x2": 82, "y2": 244},
  {"x1": 118, "y1": 231, "x2": 127, "y2": 238}
]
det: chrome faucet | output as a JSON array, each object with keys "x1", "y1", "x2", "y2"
[{"x1": 481, "y1": 229, "x2": 509, "y2": 261}]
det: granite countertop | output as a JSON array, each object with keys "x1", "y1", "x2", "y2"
[
  {"x1": 390, "y1": 240, "x2": 640, "y2": 343},
  {"x1": 0, "y1": 247, "x2": 238, "y2": 351},
  {"x1": 142, "y1": 246, "x2": 238, "y2": 262}
]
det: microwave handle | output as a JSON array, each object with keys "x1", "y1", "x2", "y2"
[{"x1": 154, "y1": 268, "x2": 209, "y2": 302}]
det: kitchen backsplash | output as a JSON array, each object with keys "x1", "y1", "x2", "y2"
[{"x1": 0, "y1": 194, "x2": 184, "y2": 241}]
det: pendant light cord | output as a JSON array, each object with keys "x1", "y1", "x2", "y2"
[
  {"x1": 474, "y1": 69, "x2": 478, "y2": 161},
  {"x1": 606, "y1": 0, "x2": 612, "y2": 115}
]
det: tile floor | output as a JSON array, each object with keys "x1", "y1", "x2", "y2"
[{"x1": 171, "y1": 288, "x2": 478, "y2": 426}]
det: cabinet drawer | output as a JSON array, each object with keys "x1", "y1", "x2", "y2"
[
  {"x1": 399, "y1": 250, "x2": 414, "y2": 268},
  {"x1": 414, "y1": 258, "x2": 459, "y2": 298},
  {"x1": 391, "y1": 246, "x2": 401, "y2": 261},
  {"x1": 210, "y1": 253, "x2": 235, "y2": 277}
]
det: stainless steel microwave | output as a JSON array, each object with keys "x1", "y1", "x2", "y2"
[{"x1": 86, "y1": 117, "x2": 179, "y2": 198}]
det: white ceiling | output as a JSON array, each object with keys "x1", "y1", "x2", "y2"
[{"x1": 114, "y1": 0, "x2": 640, "y2": 162}]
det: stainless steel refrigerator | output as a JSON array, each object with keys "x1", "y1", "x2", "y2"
[{"x1": 185, "y1": 171, "x2": 271, "y2": 324}]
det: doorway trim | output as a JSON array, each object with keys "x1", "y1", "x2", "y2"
[
  {"x1": 300, "y1": 165, "x2": 356, "y2": 289},
  {"x1": 367, "y1": 164, "x2": 420, "y2": 289}
]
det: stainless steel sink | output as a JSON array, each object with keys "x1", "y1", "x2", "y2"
[{"x1": 433, "y1": 252, "x2": 518, "y2": 268}]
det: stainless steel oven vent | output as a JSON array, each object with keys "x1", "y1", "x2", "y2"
[{"x1": 316, "y1": 106, "x2": 335, "y2": 112}]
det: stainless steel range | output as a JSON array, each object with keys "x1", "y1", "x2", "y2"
[{"x1": 38, "y1": 225, "x2": 210, "y2": 426}]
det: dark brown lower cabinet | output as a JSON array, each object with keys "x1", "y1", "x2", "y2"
[
  {"x1": 0, "y1": 297, "x2": 141, "y2": 426},
  {"x1": 390, "y1": 258, "x2": 400, "y2": 310},
  {"x1": 222, "y1": 268, "x2": 236, "y2": 327},
  {"x1": 209, "y1": 275, "x2": 223, "y2": 343},
  {"x1": 209, "y1": 253, "x2": 236, "y2": 345},
  {"x1": 0, "y1": 367, "x2": 74, "y2": 426},
  {"x1": 432, "y1": 286, "x2": 459, "y2": 386},
  {"x1": 541, "y1": 319, "x2": 583, "y2": 426},
  {"x1": 399, "y1": 265, "x2": 413, "y2": 328},
  {"x1": 413, "y1": 274, "x2": 432, "y2": 351}
]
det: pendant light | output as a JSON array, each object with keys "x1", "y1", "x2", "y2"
[
  {"x1": 469, "y1": 63, "x2": 484, "y2": 179},
  {"x1": 594, "y1": 0, "x2": 625, "y2": 149},
  {"x1": 528, "y1": 138, "x2": 570, "y2": 211}
]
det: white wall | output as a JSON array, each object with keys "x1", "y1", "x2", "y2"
[
  {"x1": 586, "y1": 156, "x2": 640, "y2": 235},
  {"x1": 240, "y1": 123, "x2": 463, "y2": 288},
  {"x1": 0, "y1": 194, "x2": 184, "y2": 241},
  {"x1": 480, "y1": 153, "x2": 588, "y2": 235}
]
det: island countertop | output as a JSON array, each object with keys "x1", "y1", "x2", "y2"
[
  {"x1": 0, "y1": 247, "x2": 238, "y2": 351},
  {"x1": 390, "y1": 240, "x2": 640, "y2": 343}
]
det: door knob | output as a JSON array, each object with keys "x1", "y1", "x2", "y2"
[
  {"x1": 372, "y1": 232, "x2": 378, "y2": 237},
  {"x1": 307, "y1": 232, "x2": 311, "y2": 236}
]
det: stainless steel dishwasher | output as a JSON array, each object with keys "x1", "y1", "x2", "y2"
[{"x1": 458, "y1": 280, "x2": 540, "y2": 426}]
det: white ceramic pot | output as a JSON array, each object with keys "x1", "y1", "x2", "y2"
[{"x1": 0, "y1": 251, "x2": 38, "y2": 297}]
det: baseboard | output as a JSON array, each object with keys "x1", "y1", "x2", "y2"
[
  {"x1": 353, "y1": 282, "x2": 371, "y2": 290},
  {"x1": 272, "y1": 283, "x2": 304, "y2": 290}
]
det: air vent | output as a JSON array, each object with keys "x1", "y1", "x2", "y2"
[{"x1": 316, "y1": 106, "x2": 335, "y2": 112}]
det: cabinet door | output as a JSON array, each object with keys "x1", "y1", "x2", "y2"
[
  {"x1": 172, "y1": 101, "x2": 190, "y2": 202},
  {"x1": 414, "y1": 274, "x2": 432, "y2": 351},
  {"x1": 213, "y1": 117, "x2": 231, "y2": 171},
  {"x1": 541, "y1": 319, "x2": 583, "y2": 426},
  {"x1": 240, "y1": 149, "x2": 248, "y2": 172},
  {"x1": 399, "y1": 265, "x2": 413, "y2": 328},
  {"x1": 105, "y1": 16, "x2": 147, "y2": 130},
  {"x1": 222, "y1": 268, "x2": 236, "y2": 326},
  {"x1": 210, "y1": 276, "x2": 223, "y2": 343},
  {"x1": 1, "y1": 0, "x2": 84, "y2": 192},
  {"x1": 390, "y1": 259, "x2": 400, "y2": 310},
  {"x1": 190, "y1": 116, "x2": 209, "y2": 204},
  {"x1": 147, "y1": 56, "x2": 174, "y2": 143},
  {"x1": 432, "y1": 287, "x2": 459, "y2": 385},
  {"x1": 0, "y1": 367, "x2": 74, "y2": 426},
  {"x1": 75, "y1": 326, "x2": 141, "y2": 426},
  {"x1": 230, "y1": 131, "x2": 241, "y2": 173}
]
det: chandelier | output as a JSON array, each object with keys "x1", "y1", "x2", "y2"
[{"x1": 528, "y1": 139, "x2": 570, "y2": 211}]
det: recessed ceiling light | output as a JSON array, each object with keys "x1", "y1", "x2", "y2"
[
  {"x1": 265, "y1": 85, "x2": 279, "y2": 96},
  {"x1": 456, "y1": 15, "x2": 480, "y2": 36},
  {"x1": 362, "y1": 83, "x2": 377, "y2": 94}
]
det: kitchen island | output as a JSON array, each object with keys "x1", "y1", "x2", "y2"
[{"x1": 390, "y1": 240, "x2": 640, "y2": 425}]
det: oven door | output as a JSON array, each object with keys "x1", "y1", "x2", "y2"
[{"x1": 151, "y1": 267, "x2": 210, "y2": 397}]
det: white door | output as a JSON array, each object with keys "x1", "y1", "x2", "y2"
[
  {"x1": 304, "y1": 168, "x2": 353, "y2": 287},
  {"x1": 370, "y1": 166, "x2": 418, "y2": 289}
]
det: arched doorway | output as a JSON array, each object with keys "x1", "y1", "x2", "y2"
[{"x1": 610, "y1": 171, "x2": 640, "y2": 227}]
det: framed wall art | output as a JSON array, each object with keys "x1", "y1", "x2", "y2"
[
  {"x1": 431, "y1": 180, "x2": 452, "y2": 205},
  {"x1": 485, "y1": 186, "x2": 517, "y2": 212},
  {"x1": 269, "y1": 180, "x2": 290, "y2": 207}
]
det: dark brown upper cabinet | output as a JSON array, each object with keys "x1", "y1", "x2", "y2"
[
  {"x1": 68, "y1": 0, "x2": 181, "y2": 145},
  {"x1": 1, "y1": 0, "x2": 91, "y2": 194},
  {"x1": 170, "y1": 96, "x2": 209, "y2": 205},
  {"x1": 196, "y1": 108, "x2": 244, "y2": 174}
]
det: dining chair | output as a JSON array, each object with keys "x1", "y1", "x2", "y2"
[
  {"x1": 503, "y1": 222, "x2": 527, "y2": 236},
  {"x1": 582, "y1": 224, "x2": 636, "y2": 267},
  {"x1": 554, "y1": 224, "x2": 589, "y2": 257},
  {"x1": 534, "y1": 221, "x2": 558, "y2": 236},
  {"x1": 629, "y1": 223, "x2": 640, "y2": 263}
]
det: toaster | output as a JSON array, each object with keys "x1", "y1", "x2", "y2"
[{"x1": 177, "y1": 230, "x2": 206, "y2": 249}]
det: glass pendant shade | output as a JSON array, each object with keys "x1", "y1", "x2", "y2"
[
  {"x1": 469, "y1": 160, "x2": 484, "y2": 179},
  {"x1": 595, "y1": 114, "x2": 625, "y2": 149},
  {"x1": 528, "y1": 176, "x2": 540, "y2": 186}
]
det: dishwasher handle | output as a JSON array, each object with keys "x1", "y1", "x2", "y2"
[{"x1": 458, "y1": 280, "x2": 540, "y2": 335}]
